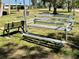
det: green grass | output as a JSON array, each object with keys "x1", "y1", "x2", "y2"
[
  {"x1": 0, "y1": 8, "x2": 79, "y2": 59},
  {"x1": 0, "y1": 8, "x2": 79, "y2": 44}
]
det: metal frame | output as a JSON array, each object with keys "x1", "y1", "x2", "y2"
[
  {"x1": 22, "y1": 0, "x2": 74, "y2": 42},
  {"x1": 23, "y1": 0, "x2": 28, "y2": 32}
]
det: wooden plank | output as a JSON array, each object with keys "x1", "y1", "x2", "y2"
[
  {"x1": 34, "y1": 18, "x2": 65, "y2": 22},
  {"x1": 29, "y1": 24, "x2": 71, "y2": 31},
  {"x1": 34, "y1": 20, "x2": 64, "y2": 25},
  {"x1": 35, "y1": 14, "x2": 72, "y2": 18},
  {"x1": 23, "y1": 33, "x2": 67, "y2": 44},
  {"x1": 13, "y1": 21, "x2": 21, "y2": 28},
  {"x1": 34, "y1": 18, "x2": 74, "y2": 25},
  {"x1": 34, "y1": 18, "x2": 51, "y2": 21}
]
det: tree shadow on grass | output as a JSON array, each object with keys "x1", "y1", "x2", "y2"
[
  {"x1": 22, "y1": 32, "x2": 64, "y2": 54},
  {"x1": 47, "y1": 32, "x2": 64, "y2": 40},
  {"x1": 47, "y1": 32, "x2": 79, "y2": 50},
  {"x1": 47, "y1": 32, "x2": 74, "y2": 40},
  {"x1": 68, "y1": 35, "x2": 79, "y2": 50},
  {"x1": 0, "y1": 43, "x2": 18, "y2": 59},
  {"x1": 0, "y1": 31, "x2": 21, "y2": 37},
  {"x1": 0, "y1": 42, "x2": 50, "y2": 59}
]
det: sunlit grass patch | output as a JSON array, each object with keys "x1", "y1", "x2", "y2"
[{"x1": 0, "y1": 8, "x2": 79, "y2": 59}]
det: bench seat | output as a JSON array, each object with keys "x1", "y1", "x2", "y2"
[{"x1": 23, "y1": 33, "x2": 67, "y2": 44}]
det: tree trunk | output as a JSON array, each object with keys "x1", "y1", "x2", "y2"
[
  {"x1": 0, "y1": 0, "x2": 3, "y2": 17},
  {"x1": 53, "y1": 0, "x2": 57, "y2": 14},
  {"x1": 43, "y1": 0, "x2": 46, "y2": 8},
  {"x1": 53, "y1": 7, "x2": 57, "y2": 14},
  {"x1": 68, "y1": 1, "x2": 71, "y2": 12},
  {"x1": 16, "y1": 0, "x2": 18, "y2": 13},
  {"x1": 31, "y1": 0, "x2": 37, "y2": 9},
  {"x1": 49, "y1": 2, "x2": 51, "y2": 11},
  {"x1": 9, "y1": 0, "x2": 11, "y2": 15}
]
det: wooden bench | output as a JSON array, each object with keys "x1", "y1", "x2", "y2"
[
  {"x1": 0, "y1": 20, "x2": 25, "y2": 36},
  {"x1": 23, "y1": 33, "x2": 66, "y2": 43},
  {"x1": 33, "y1": 18, "x2": 65, "y2": 22},
  {"x1": 33, "y1": 18, "x2": 73, "y2": 25},
  {"x1": 29, "y1": 24, "x2": 72, "y2": 31},
  {"x1": 23, "y1": 33, "x2": 65, "y2": 49},
  {"x1": 34, "y1": 20, "x2": 65, "y2": 25},
  {"x1": 35, "y1": 14, "x2": 73, "y2": 18}
]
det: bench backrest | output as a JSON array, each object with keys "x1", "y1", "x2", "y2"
[
  {"x1": 12, "y1": 21, "x2": 21, "y2": 28},
  {"x1": 4, "y1": 21, "x2": 25, "y2": 30},
  {"x1": 4, "y1": 23, "x2": 9, "y2": 30}
]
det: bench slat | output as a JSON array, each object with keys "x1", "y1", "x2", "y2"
[
  {"x1": 23, "y1": 33, "x2": 66, "y2": 44},
  {"x1": 1, "y1": 21, "x2": 25, "y2": 35},
  {"x1": 13, "y1": 22, "x2": 21, "y2": 28},
  {"x1": 29, "y1": 24, "x2": 71, "y2": 31},
  {"x1": 35, "y1": 20, "x2": 64, "y2": 25}
]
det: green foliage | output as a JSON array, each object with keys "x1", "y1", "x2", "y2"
[
  {"x1": 73, "y1": 50, "x2": 79, "y2": 59},
  {"x1": 75, "y1": 1, "x2": 79, "y2": 7},
  {"x1": 61, "y1": 48, "x2": 73, "y2": 56},
  {"x1": 37, "y1": 1, "x2": 43, "y2": 8},
  {"x1": 0, "y1": 8, "x2": 79, "y2": 59}
]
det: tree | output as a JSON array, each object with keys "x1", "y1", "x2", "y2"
[
  {"x1": 51, "y1": 0, "x2": 65, "y2": 14},
  {"x1": 8, "y1": 0, "x2": 11, "y2": 15},
  {"x1": 33, "y1": 0, "x2": 73, "y2": 14},
  {"x1": 31, "y1": 0, "x2": 37, "y2": 8},
  {"x1": 42, "y1": 0, "x2": 71, "y2": 14},
  {"x1": 42, "y1": 0, "x2": 58, "y2": 14},
  {"x1": 52, "y1": 0, "x2": 57, "y2": 14},
  {"x1": 0, "y1": 0, "x2": 3, "y2": 17},
  {"x1": 8, "y1": 0, "x2": 18, "y2": 15},
  {"x1": 15, "y1": 0, "x2": 19, "y2": 12},
  {"x1": 75, "y1": 0, "x2": 79, "y2": 8},
  {"x1": 49, "y1": 2, "x2": 52, "y2": 11},
  {"x1": 67, "y1": 0, "x2": 73, "y2": 12}
]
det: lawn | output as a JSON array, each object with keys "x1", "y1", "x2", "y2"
[{"x1": 0, "y1": 8, "x2": 79, "y2": 59}]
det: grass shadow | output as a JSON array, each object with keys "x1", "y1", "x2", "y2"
[
  {"x1": 0, "y1": 31, "x2": 21, "y2": 37},
  {"x1": 0, "y1": 43, "x2": 18, "y2": 59},
  {"x1": 22, "y1": 32, "x2": 64, "y2": 54},
  {"x1": 67, "y1": 35, "x2": 79, "y2": 50},
  {"x1": 0, "y1": 42, "x2": 50, "y2": 59}
]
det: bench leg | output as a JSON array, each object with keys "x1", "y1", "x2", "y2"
[
  {"x1": 21, "y1": 26, "x2": 25, "y2": 33},
  {"x1": 3, "y1": 30, "x2": 5, "y2": 35},
  {"x1": 18, "y1": 27, "x2": 20, "y2": 31},
  {"x1": 7, "y1": 30, "x2": 10, "y2": 36}
]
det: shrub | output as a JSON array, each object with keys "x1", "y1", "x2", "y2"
[{"x1": 2, "y1": 11, "x2": 8, "y2": 15}]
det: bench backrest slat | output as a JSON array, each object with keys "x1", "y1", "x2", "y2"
[
  {"x1": 13, "y1": 22, "x2": 21, "y2": 28},
  {"x1": 4, "y1": 23, "x2": 9, "y2": 30},
  {"x1": 4, "y1": 21, "x2": 25, "y2": 30},
  {"x1": 9, "y1": 23, "x2": 12, "y2": 29}
]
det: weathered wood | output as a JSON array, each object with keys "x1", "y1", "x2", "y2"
[
  {"x1": 23, "y1": 33, "x2": 67, "y2": 44},
  {"x1": 35, "y1": 14, "x2": 73, "y2": 18},
  {"x1": 29, "y1": 24, "x2": 71, "y2": 31},
  {"x1": 33, "y1": 17, "x2": 74, "y2": 24},
  {"x1": 34, "y1": 20, "x2": 64, "y2": 25},
  {"x1": 34, "y1": 18, "x2": 65, "y2": 22},
  {"x1": 1, "y1": 21, "x2": 25, "y2": 35}
]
